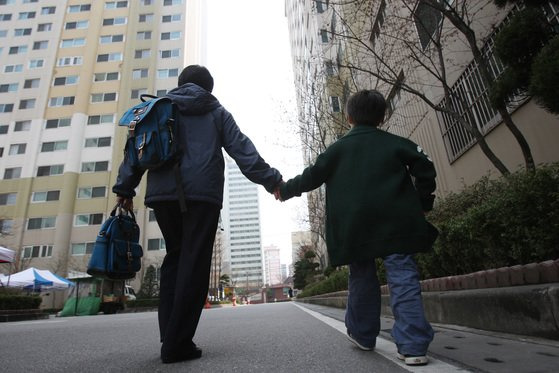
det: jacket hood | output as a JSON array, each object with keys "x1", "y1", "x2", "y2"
[{"x1": 166, "y1": 83, "x2": 221, "y2": 115}]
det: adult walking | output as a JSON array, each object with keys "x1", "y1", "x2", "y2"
[{"x1": 113, "y1": 65, "x2": 282, "y2": 363}]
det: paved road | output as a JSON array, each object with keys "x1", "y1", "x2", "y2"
[{"x1": 1, "y1": 302, "x2": 461, "y2": 373}]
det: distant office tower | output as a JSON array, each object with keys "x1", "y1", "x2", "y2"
[
  {"x1": 281, "y1": 263, "x2": 289, "y2": 282},
  {"x1": 0, "y1": 0, "x2": 203, "y2": 286},
  {"x1": 263, "y1": 244, "x2": 282, "y2": 286},
  {"x1": 221, "y1": 159, "x2": 263, "y2": 290}
]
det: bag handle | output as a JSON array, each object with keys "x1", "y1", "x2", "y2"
[
  {"x1": 111, "y1": 203, "x2": 137, "y2": 221},
  {"x1": 140, "y1": 94, "x2": 158, "y2": 102}
]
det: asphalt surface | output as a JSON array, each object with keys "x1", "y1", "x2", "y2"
[{"x1": 1, "y1": 302, "x2": 557, "y2": 372}]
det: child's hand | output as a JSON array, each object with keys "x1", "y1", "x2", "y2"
[{"x1": 273, "y1": 181, "x2": 285, "y2": 202}]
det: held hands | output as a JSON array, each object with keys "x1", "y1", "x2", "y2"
[{"x1": 273, "y1": 180, "x2": 286, "y2": 202}]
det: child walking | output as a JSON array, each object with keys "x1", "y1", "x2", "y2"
[{"x1": 276, "y1": 90, "x2": 437, "y2": 366}]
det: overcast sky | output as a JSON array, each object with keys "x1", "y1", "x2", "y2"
[{"x1": 205, "y1": 0, "x2": 309, "y2": 264}]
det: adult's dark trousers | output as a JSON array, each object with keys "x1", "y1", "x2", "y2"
[{"x1": 151, "y1": 200, "x2": 220, "y2": 357}]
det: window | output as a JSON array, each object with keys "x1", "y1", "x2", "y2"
[
  {"x1": 81, "y1": 161, "x2": 108, "y2": 172},
  {"x1": 24, "y1": 78, "x2": 40, "y2": 88},
  {"x1": 132, "y1": 68, "x2": 148, "y2": 79},
  {"x1": 91, "y1": 92, "x2": 117, "y2": 103},
  {"x1": 100, "y1": 34, "x2": 124, "y2": 44},
  {"x1": 65, "y1": 20, "x2": 88, "y2": 30},
  {"x1": 87, "y1": 114, "x2": 114, "y2": 125},
  {"x1": 96, "y1": 52, "x2": 122, "y2": 62},
  {"x1": 49, "y1": 96, "x2": 75, "y2": 107},
  {"x1": 0, "y1": 219, "x2": 13, "y2": 234},
  {"x1": 0, "y1": 192, "x2": 16, "y2": 205},
  {"x1": 4, "y1": 167, "x2": 21, "y2": 179},
  {"x1": 163, "y1": 0, "x2": 182, "y2": 5},
  {"x1": 0, "y1": 30, "x2": 6, "y2": 38},
  {"x1": 68, "y1": 4, "x2": 91, "y2": 13},
  {"x1": 0, "y1": 147, "x2": 3, "y2": 157},
  {"x1": 23, "y1": 0, "x2": 39, "y2": 3},
  {"x1": 134, "y1": 49, "x2": 150, "y2": 59},
  {"x1": 45, "y1": 118, "x2": 71, "y2": 129},
  {"x1": 53, "y1": 76, "x2": 78, "y2": 86},
  {"x1": 18, "y1": 11, "x2": 35, "y2": 20},
  {"x1": 0, "y1": 83, "x2": 18, "y2": 92},
  {"x1": 0, "y1": 0, "x2": 15, "y2": 5},
  {"x1": 156, "y1": 89, "x2": 168, "y2": 97},
  {"x1": 94, "y1": 72, "x2": 119, "y2": 82},
  {"x1": 161, "y1": 31, "x2": 180, "y2": 40},
  {"x1": 4, "y1": 64, "x2": 23, "y2": 73},
  {"x1": 0, "y1": 14, "x2": 12, "y2": 21},
  {"x1": 320, "y1": 29, "x2": 329, "y2": 43},
  {"x1": 139, "y1": 13, "x2": 153, "y2": 22},
  {"x1": 157, "y1": 68, "x2": 178, "y2": 78},
  {"x1": 0, "y1": 103, "x2": 14, "y2": 113},
  {"x1": 27, "y1": 217, "x2": 56, "y2": 230},
  {"x1": 141, "y1": 0, "x2": 152, "y2": 5},
  {"x1": 31, "y1": 190, "x2": 60, "y2": 202},
  {"x1": 9, "y1": 45, "x2": 27, "y2": 54},
  {"x1": 57, "y1": 56, "x2": 82, "y2": 66},
  {"x1": 160, "y1": 49, "x2": 180, "y2": 58},
  {"x1": 29, "y1": 59, "x2": 44, "y2": 69},
  {"x1": 105, "y1": 1, "x2": 128, "y2": 9},
  {"x1": 131, "y1": 88, "x2": 147, "y2": 99},
  {"x1": 324, "y1": 60, "x2": 337, "y2": 76},
  {"x1": 85, "y1": 137, "x2": 111, "y2": 147},
  {"x1": 315, "y1": 0, "x2": 328, "y2": 13},
  {"x1": 14, "y1": 28, "x2": 32, "y2": 36},
  {"x1": 162, "y1": 14, "x2": 181, "y2": 22},
  {"x1": 41, "y1": 6, "x2": 56, "y2": 15},
  {"x1": 22, "y1": 245, "x2": 53, "y2": 258},
  {"x1": 19, "y1": 99, "x2": 35, "y2": 109},
  {"x1": 136, "y1": 31, "x2": 151, "y2": 40},
  {"x1": 414, "y1": 0, "x2": 443, "y2": 50},
  {"x1": 38, "y1": 23, "x2": 53, "y2": 32},
  {"x1": 0, "y1": 125, "x2": 7, "y2": 134},
  {"x1": 148, "y1": 238, "x2": 166, "y2": 251},
  {"x1": 61, "y1": 38, "x2": 85, "y2": 48},
  {"x1": 148, "y1": 209, "x2": 156, "y2": 221},
  {"x1": 386, "y1": 71, "x2": 404, "y2": 120},
  {"x1": 71, "y1": 242, "x2": 95, "y2": 255},
  {"x1": 102, "y1": 17, "x2": 126, "y2": 26},
  {"x1": 14, "y1": 120, "x2": 31, "y2": 131},
  {"x1": 77, "y1": 186, "x2": 107, "y2": 199},
  {"x1": 330, "y1": 96, "x2": 341, "y2": 112},
  {"x1": 8, "y1": 143, "x2": 26, "y2": 155},
  {"x1": 37, "y1": 164, "x2": 64, "y2": 176},
  {"x1": 74, "y1": 213, "x2": 103, "y2": 226},
  {"x1": 41, "y1": 140, "x2": 68, "y2": 152}
]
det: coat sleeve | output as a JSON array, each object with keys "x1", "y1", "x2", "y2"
[
  {"x1": 112, "y1": 148, "x2": 145, "y2": 198},
  {"x1": 279, "y1": 148, "x2": 332, "y2": 201},
  {"x1": 220, "y1": 109, "x2": 282, "y2": 193},
  {"x1": 399, "y1": 138, "x2": 437, "y2": 211}
]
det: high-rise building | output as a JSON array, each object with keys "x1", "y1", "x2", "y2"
[
  {"x1": 0, "y1": 0, "x2": 203, "y2": 287},
  {"x1": 221, "y1": 158, "x2": 263, "y2": 290},
  {"x1": 263, "y1": 244, "x2": 281, "y2": 286}
]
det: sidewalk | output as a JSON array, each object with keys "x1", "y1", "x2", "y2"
[{"x1": 297, "y1": 302, "x2": 559, "y2": 373}]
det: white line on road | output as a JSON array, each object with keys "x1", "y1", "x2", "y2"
[{"x1": 293, "y1": 303, "x2": 469, "y2": 372}]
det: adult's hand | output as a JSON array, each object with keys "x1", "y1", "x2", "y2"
[
  {"x1": 273, "y1": 181, "x2": 285, "y2": 202},
  {"x1": 116, "y1": 195, "x2": 134, "y2": 211}
]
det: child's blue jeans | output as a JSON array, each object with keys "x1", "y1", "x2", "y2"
[{"x1": 345, "y1": 254, "x2": 434, "y2": 356}]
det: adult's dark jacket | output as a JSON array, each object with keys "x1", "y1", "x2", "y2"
[
  {"x1": 113, "y1": 83, "x2": 282, "y2": 208},
  {"x1": 279, "y1": 125, "x2": 438, "y2": 266}
]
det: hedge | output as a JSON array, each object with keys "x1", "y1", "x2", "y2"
[{"x1": 0, "y1": 294, "x2": 42, "y2": 310}]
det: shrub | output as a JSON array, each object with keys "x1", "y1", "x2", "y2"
[
  {"x1": 298, "y1": 267, "x2": 349, "y2": 298},
  {"x1": 0, "y1": 294, "x2": 42, "y2": 310}
]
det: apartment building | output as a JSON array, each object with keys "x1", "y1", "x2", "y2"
[
  {"x1": 221, "y1": 159, "x2": 264, "y2": 290},
  {"x1": 263, "y1": 244, "x2": 282, "y2": 286},
  {"x1": 0, "y1": 0, "x2": 203, "y2": 288}
]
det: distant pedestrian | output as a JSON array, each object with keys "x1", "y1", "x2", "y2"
[
  {"x1": 114, "y1": 65, "x2": 283, "y2": 364},
  {"x1": 275, "y1": 90, "x2": 437, "y2": 366}
]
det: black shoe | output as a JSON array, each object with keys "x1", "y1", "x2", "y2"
[{"x1": 161, "y1": 346, "x2": 202, "y2": 364}]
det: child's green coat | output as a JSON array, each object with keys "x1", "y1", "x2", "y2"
[{"x1": 280, "y1": 126, "x2": 438, "y2": 266}]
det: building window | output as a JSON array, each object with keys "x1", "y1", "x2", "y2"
[
  {"x1": 0, "y1": 192, "x2": 17, "y2": 205},
  {"x1": 68, "y1": 4, "x2": 91, "y2": 13},
  {"x1": 163, "y1": 0, "x2": 182, "y2": 6},
  {"x1": 14, "y1": 28, "x2": 32, "y2": 36},
  {"x1": 37, "y1": 23, "x2": 52, "y2": 32},
  {"x1": 162, "y1": 14, "x2": 181, "y2": 22},
  {"x1": 0, "y1": 0, "x2": 15, "y2": 5},
  {"x1": 8, "y1": 143, "x2": 26, "y2": 155},
  {"x1": 23, "y1": 245, "x2": 53, "y2": 258},
  {"x1": 27, "y1": 216, "x2": 56, "y2": 230},
  {"x1": 105, "y1": 1, "x2": 128, "y2": 9},
  {"x1": 87, "y1": 114, "x2": 114, "y2": 125},
  {"x1": 96, "y1": 52, "x2": 122, "y2": 62},
  {"x1": 74, "y1": 213, "x2": 103, "y2": 226},
  {"x1": 148, "y1": 209, "x2": 156, "y2": 222},
  {"x1": 40, "y1": 140, "x2": 68, "y2": 152},
  {"x1": 134, "y1": 49, "x2": 150, "y2": 59},
  {"x1": 160, "y1": 48, "x2": 180, "y2": 58},
  {"x1": 147, "y1": 238, "x2": 166, "y2": 251},
  {"x1": 0, "y1": 125, "x2": 7, "y2": 134},
  {"x1": 45, "y1": 118, "x2": 71, "y2": 129},
  {"x1": 4, "y1": 64, "x2": 23, "y2": 73},
  {"x1": 53, "y1": 76, "x2": 78, "y2": 86},
  {"x1": 57, "y1": 56, "x2": 82, "y2": 66},
  {"x1": 14, "y1": 120, "x2": 31, "y2": 131},
  {"x1": 19, "y1": 99, "x2": 35, "y2": 110},
  {"x1": 324, "y1": 60, "x2": 337, "y2": 76},
  {"x1": 0, "y1": 103, "x2": 14, "y2": 113},
  {"x1": 61, "y1": 38, "x2": 85, "y2": 48},
  {"x1": 0, "y1": 219, "x2": 14, "y2": 234},
  {"x1": 0, "y1": 30, "x2": 6, "y2": 38},
  {"x1": 81, "y1": 161, "x2": 109, "y2": 172},
  {"x1": 102, "y1": 17, "x2": 126, "y2": 26},
  {"x1": 315, "y1": 0, "x2": 328, "y2": 13},
  {"x1": 136, "y1": 31, "x2": 152, "y2": 40},
  {"x1": 0, "y1": 14, "x2": 12, "y2": 22},
  {"x1": 18, "y1": 12, "x2": 36, "y2": 20},
  {"x1": 31, "y1": 190, "x2": 60, "y2": 202},
  {"x1": 4, "y1": 167, "x2": 21, "y2": 179},
  {"x1": 330, "y1": 96, "x2": 341, "y2": 112},
  {"x1": 156, "y1": 89, "x2": 168, "y2": 97},
  {"x1": 0, "y1": 83, "x2": 18, "y2": 92},
  {"x1": 65, "y1": 20, "x2": 88, "y2": 30},
  {"x1": 94, "y1": 72, "x2": 120, "y2": 82},
  {"x1": 157, "y1": 68, "x2": 179, "y2": 78},
  {"x1": 413, "y1": 0, "x2": 443, "y2": 50},
  {"x1": 29, "y1": 59, "x2": 44, "y2": 69},
  {"x1": 37, "y1": 164, "x2": 64, "y2": 177},
  {"x1": 132, "y1": 68, "x2": 149, "y2": 79},
  {"x1": 40, "y1": 6, "x2": 56, "y2": 15},
  {"x1": 91, "y1": 92, "x2": 117, "y2": 103},
  {"x1": 24, "y1": 78, "x2": 40, "y2": 88},
  {"x1": 139, "y1": 13, "x2": 153, "y2": 22},
  {"x1": 320, "y1": 29, "x2": 329, "y2": 43},
  {"x1": 100, "y1": 34, "x2": 124, "y2": 44},
  {"x1": 85, "y1": 137, "x2": 111, "y2": 147},
  {"x1": 161, "y1": 31, "x2": 181, "y2": 40},
  {"x1": 131, "y1": 89, "x2": 147, "y2": 99},
  {"x1": 49, "y1": 96, "x2": 75, "y2": 107},
  {"x1": 141, "y1": 0, "x2": 152, "y2": 5},
  {"x1": 77, "y1": 186, "x2": 107, "y2": 199},
  {"x1": 9, "y1": 45, "x2": 27, "y2": 54},
  {"x1": 71, "y1": 242, "x2": 95, "y2": 255},
  {"x1": 386, "y1": 71, "x2": 404, "y2": 120}
]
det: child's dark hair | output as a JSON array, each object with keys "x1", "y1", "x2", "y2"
[
  {"x1": 345, "y1": 90, "x2": 386, "y2": 127},
  {"x1": 178, "y1": 65, "x2": 214, "y2": 92}
]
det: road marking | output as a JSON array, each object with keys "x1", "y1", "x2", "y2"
[{"x1": 293, "y1": 303, "x2": 469, "y2": 372}]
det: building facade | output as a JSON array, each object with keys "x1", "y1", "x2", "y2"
[
  {"x1": 0, "y1": 0, "x2": 203, "y2": 289},
  {"x1": 263, "y1": 244, "x2": 282, "y2": 286}
]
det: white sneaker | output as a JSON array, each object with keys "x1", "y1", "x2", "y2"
[
  {"x1": 397, "y1": 352, "x2": 428, "y2": 366},
  {"x1": 346, "y1": 332, "x2": 374, "y2": 351}
]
